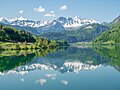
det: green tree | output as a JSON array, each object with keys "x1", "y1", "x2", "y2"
[
  {"x1": 0, "y1": 24, "x2": 3, "y2": 30},
  {"x1": 0, "y1": 46, "x2": 3, "y2": 50},
  {"x1": 42, "y1": 38, "x2": 49, "y2": 47},
  {"x1": 15, "y1": 44, "x2": 21, "y2": 50},
  {"x1": 49, "y1": 41, "x2": 56, "y2": 48}
]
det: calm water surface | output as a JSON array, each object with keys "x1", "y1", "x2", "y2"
[{"x1": 0, "y1": 46, "x2": 120, "y2": 90}]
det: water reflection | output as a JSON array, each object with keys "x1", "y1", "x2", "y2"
[
  {"x1": 0, "y1": 46, "x2": 120, "y2": 75},
  {"x1": 36, "y1": 79, "x2": 47, "y2": 86},
  {"x1": 61, "y1": 80, "x2": 68, "y2": 85},
  {"x1": 94, "y1": 46, "x2": 120, "y2": 71},
  {"x1": 0, "y1": 46, "x2": 120, "y2": 90}
]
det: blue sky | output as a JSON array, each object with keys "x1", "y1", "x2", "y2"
[{"x1": 0, "y1": 0, "x2": 120, "y2": 22}]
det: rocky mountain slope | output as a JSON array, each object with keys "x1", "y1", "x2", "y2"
[{"x1": 0, "y1": 16, "x2": 99, "y2": 33}]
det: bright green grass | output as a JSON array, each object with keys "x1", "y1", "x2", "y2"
[{"x1": 0, "y1": 42, "x2": 36, "y2": 50}]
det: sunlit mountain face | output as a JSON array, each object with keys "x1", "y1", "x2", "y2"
[
  {"x1": 0, "y1": 16, "x2": 108, "y2": 43},
  {"x1": 0, "y1": 16, "x2": 99, "y2": 33},
  {"x1": 0, "y1": 0, "x2": 120, "y2": 89},
  {"x1": 0, "y1": 16, "x2": 99, "y2": 28}
]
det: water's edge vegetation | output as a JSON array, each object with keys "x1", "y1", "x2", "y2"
[
  {"x1": 0, "y1": 24, "x2": 69, "y2": 50},
  {"x1": 0, "y1": 45, "x2": 120, "y2": 73}
]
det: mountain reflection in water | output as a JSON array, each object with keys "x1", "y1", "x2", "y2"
[
  {"x1": 0, "y1": 46, "x2": 120, "y2": 90},
  {"x1": 0, "y1": 46, "x2": 120, "y2": 75}
]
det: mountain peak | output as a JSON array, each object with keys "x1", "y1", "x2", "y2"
[
  {"x1": 73, "y1": 16, "x2": 80, "y2": 20},
  {"x1": 17, "y1": 16, "x2": 28, "y2": 21},
  {"x1": 0, "y1": 17, "x2": 7, "y2": 21},
  {"x1": 0, "y1": 16, "x2": 99, "y2": 31}
]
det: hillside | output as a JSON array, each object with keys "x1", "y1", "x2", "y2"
[
  {"x1": 0, "y1": 24, "x2": 36, "y2": 42},
  {"x1": 94, "y1": 46, "x2": 120, "y2": 68},
  {"x1": 42, "y1": 23, "x2": 109, "y2": 43},
  {"x1": 0, "y1": 24, "x2": 69, "y2": 50},
  {"x1": 105, "y1": 15, "x2": 120, "y2": 29},
  {"x1": 94, "y1": 22, "x2": 120, "y2": 44},
  {"x1": 0, "y1": 16, "x2": 99, "y2": 32},
  {"x1": 0, "y1": 16, "x2": 109, "y2": 43},
  {"x1": 112, "y1": 15, "x2": 120, "y2": 24}
]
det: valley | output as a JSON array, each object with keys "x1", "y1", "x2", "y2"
[
  {"x1": 0, "y1": 1, "x2": 120, "y2": 90},
  {"x1": 1, "y1": 15, "x2": 120, "y2": 44}
]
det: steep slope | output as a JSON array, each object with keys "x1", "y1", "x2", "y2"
[
  {"x1": 42, "y1": 23, "x2": 109, "y2": 43},
  {"x1": 112, "y1": 15, "x2": 120, "y2": 24},
  {"x1": 0, "y1": 16, "x2": 99, "y2": 34},
  {"x1": 0, "y1": 16, "x2": 108, "y2": 43},
  {"x1": 36, "y1": 20, "x2": 65, "y2": 33},
  {"x1": 107, "y1": 15, "x2": 120, "y2": 27},
  {"x1": 94, "y1": 22, "x2": 120, "y2": 44},
  {"x1": 56, "y1": 16, "x2": 99, "y2": 30},
  {"x1": 0, "y1": 24, "x2": 36, "y2": 42}
]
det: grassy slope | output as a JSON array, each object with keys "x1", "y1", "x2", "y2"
[
  {"x1": 0, "y1": 25, "x2": 36, "y2": 42},
  {"x1": 94, "y1": 23, "x2": 120, "y2": 44},
  {"x1": 0, "y1": 24, "x2": 61, "y2": 50},
  {"x1": 0, "y1": 42, "x2": 35, "y2": 50}
]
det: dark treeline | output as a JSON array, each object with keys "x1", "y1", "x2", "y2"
[{"x1": 0, "y1": 24, "x2": 36, "y2": 42}]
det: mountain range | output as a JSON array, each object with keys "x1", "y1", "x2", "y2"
[
  {"x1": 0, "y1": 61, "x2": 101, "y2": 76},
  {"x1": 1, "y1": 15, "x2": 119, "y2": 43},
  {"x1": 0, "y1": 16, "x2": 99, "y2": 33},
  {"x1": 1, "y1": 45, "x2": 120, "y2": 75}
]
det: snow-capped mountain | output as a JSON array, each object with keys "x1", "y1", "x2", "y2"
[
  {"x1": 57, "y1": 16, "x2": 99, "y2": 29},
  {"x1": 0, "y1": 61, "x2": 101, "y2": 76},
  {"x1": 0, "y1": 16, "x2": 99, "y2": 32},
  {"x1": 0, "y1": 16, "x2": 28, "y2": 23},
  {"x1": 0, "y1": 16, "x2": 52, "y2": 27}
]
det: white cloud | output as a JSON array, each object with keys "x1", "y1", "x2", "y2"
[
  {"x1": 50, "y1": 11, "x2": 54, "y2": 13},
  {"x1": 61, "y1": 80, "x2": 68, "y2": 85},
  {"x1": 46, "y1": 74, "x2": 56, "y2": 77},
  {"x1": 59, "y1": 5, "x2": 67, "y2": 10},
  {"x1": 34, "y1": 6, "x2": 45, "y2": 13},
  {"x1": 20, "y1": 78, "x2": 25, "y2": 82},
  {"x1": 44, "y1": 11, "x2": 56, "y2": 17},
  {"x1": 46, "y1": 74, "x2": 56, "y2": 80},
  {"x1": 36, "y1": 79, "x2": 47, "y2": 86},
  {"x1": 19, "y1": 10, "x2": 23, "y2": 14}
]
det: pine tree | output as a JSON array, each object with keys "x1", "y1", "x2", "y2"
[{"x1": 0, "y1": 24, "x2": 3, "y2": 30}]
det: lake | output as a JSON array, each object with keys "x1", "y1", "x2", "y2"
[{"x1": 0, "y1": 46, "x2": 120, "y2": 90}]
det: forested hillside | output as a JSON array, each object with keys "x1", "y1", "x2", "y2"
[
  {"x1": 94, "y1": 22, "x2": 120, "y2": 44},
  {"x1": 0, "y1": 24, "x2": 69, "y2": 50},
  {"x1": 0, "y1": 24, "x2": 36, "y2": 42}
]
